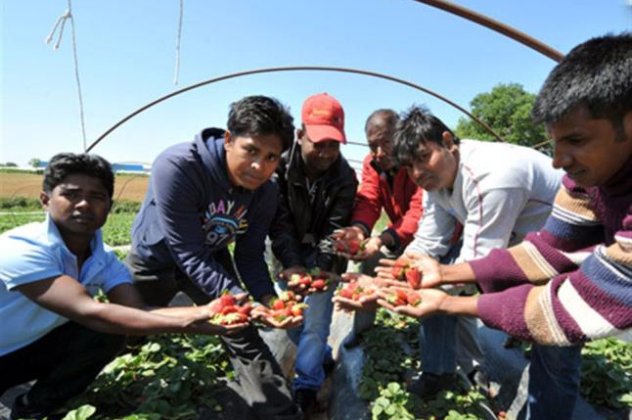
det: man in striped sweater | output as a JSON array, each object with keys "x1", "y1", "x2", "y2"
[{"x1": 378, "y1": 33, "x2": 632, "y2": 419}]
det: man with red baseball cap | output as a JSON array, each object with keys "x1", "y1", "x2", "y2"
[
  {"x1": 301, "y1": 92, "x2": 347, "y2": 143},
  {"x1": 269, "y1": 93, "x2": 358, "y2": 415}
]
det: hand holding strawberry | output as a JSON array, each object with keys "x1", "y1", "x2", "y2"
[
  {"x1": 332, "y1": 274, "x2": 380, "y2": 312},
  {"x1": 207, "y1": 292, "x2": 252, "y2": 329},
  {"x1": 285, "y1": 268, "x2": 335, "y2": 295},
  {"x1": 253, "y1": 291, "x2": 306, "y2": 329},
  {"x1": 331, "y1": 237, "x2": 366, "y2": 259},
  {"x1": 377, "y1": 286, "x2": 449, "y2": 320}
]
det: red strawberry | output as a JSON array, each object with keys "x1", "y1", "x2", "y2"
[
  {"x1": 238, "y1": 303, "x2": 253, "y2": 316},
  {"x1": 406, "y1": 291, "x2": 422, "y2": 306},
  {"x1": 299, "y1": 275, "x2": 311, "y2": 287},
  {"x1": 291, "y1": 303, "x2": 308, "y2": 317},
  {"x1": 311, "y1": 279, "x2": 326, "y2": 291},
  {"x1": 347, "y1": 239, "x2": 361, "y2": 255},
  {"x1": 338, "y1": 287, "x2": 354, "y2": 299},
  {"x1": 391, "y1": 258, "x2": 411, "y2": 281},
  {"x1": 405, "y1": 267, "x2": 421, "y2": 289},
  {"x1": 220, "y1": 305, "x2": 238, "y2": 315},
  {"x1": 272, "y1": 298, "x2": 285, "y2": 310},
  {"x1": 387, "y1": 289, "x2": 408, "y2": 306},
  {"x1": 219, "y1": 293, "x2": 236, "y2": 307}
]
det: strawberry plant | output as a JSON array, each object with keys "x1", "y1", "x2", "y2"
[
  {"x1": 359, "y1": 310, "x2": 494, "y2": 419},
  {"x1": 63, "y1": 334, "x2": 231, "y2": 419},
  {"x1": 580, "y1": 338, "x2": 632, "y2": 409}
]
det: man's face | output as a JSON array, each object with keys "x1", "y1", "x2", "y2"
[
  {"x1": 366, "y1": 122, "x2": 394, "y2": 171},
  {"x1": 549, "y1": 106, "x2": 632, "y2": 188},
  {"x1": 406, "y1": 135, "x2": 458, "y2": 191},
  {"x1": 224, "y1": 132, "x2": 283, "y2": 190},
  {"x1": 298, "y1": 130, "x2": 341, "y2": 175},
  {"x1": 41, "y1": 174, "x2": 111, "y2": 239}
]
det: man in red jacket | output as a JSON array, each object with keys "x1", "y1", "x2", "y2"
[{"x1": 335, "y1": 109, "x2": 423, "y2": 345}]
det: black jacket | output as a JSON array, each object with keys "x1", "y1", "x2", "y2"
[{"x1": 270, "y1": 143, "x2": 358, "y2": 273}]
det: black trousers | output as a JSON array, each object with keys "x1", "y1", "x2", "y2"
[
  {"x1": 0, "y1": 321, "x2": 125, "y2": 413},
  {"x1": 125, "y1": 251, "x2": 301, "y2": 420}
]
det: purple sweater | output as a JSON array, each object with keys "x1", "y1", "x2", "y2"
[{"x1": 471, "y1": 160, "x2": 632, "y2": 345}]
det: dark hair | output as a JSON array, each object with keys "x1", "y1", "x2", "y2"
[
  {"x1": 365, "y1": 109, "x2": 399, "y2": 133},
  {"x1": 533, "y1": 33, "x2": 632, "y2": 132},
  {"x1": 227, "y1": 95, "x2": 295, "y2": 152},
  {"x1": 43, "y1": 153, "x2": 115, "y2": 198},
  {"x1": 392, "y1": 106, "x2": 459, "y2": 166}
]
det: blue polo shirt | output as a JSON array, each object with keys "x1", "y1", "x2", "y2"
[{"x1": 0, "y1": 215, "x2": 132, "y2": 356}]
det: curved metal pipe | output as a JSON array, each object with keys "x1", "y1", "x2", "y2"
[
  {"x1": 87, "y1": 66, "x2": 504, "y2": 152},
  {"x1": 412, "y1": 0, "x2": 564, "y2": 62}
]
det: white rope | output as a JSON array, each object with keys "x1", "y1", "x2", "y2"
[
  {"x1": 45, "y1": 0, "x2": 88, "y2": 151},
  {"x1": 173, "y1": 0, "x2": 184, "y2": 85}
]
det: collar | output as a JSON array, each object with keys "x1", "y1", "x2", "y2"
[{"x1": 44, "y1": 214, "x2": 104, "y2": 259}]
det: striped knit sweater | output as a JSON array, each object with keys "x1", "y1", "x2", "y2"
[{"x1": 471, "y1": 161, "x2": 632, "y2": 345}]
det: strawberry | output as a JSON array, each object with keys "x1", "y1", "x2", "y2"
[
  {"x1": 311, "y1": 279, "x2": 326, "y2": 291},
  {"x1": 346, "y1": 239, "x2": 361, "y2": 255},
  {"x1": 405, "y1": 267, "x2": 421, "y2": 289},
  {"x1": 338, "y1": 287, "x2": 354, "y2": 299},
  {"x1": 272, "y1": 298, "x2": 285, "y2": 310},
  {"x1": 391, "y1": 257, "x2": 411, "y2": 281},
  {"x1": 219, "y1": 293, "x2": 236, "y2": 308},
  {"x1": 220, "y1": 305, "x2": 238, "y2": 315},
  {"x1": 238, "y1": 303, "x2": 253, "y2": 316},
  {"x1": 406, "y1": 291, "x2": 422, "y2": 306},
  {"x1": 298, "y1": 275, "x2": 311, "y2": 287},
  {"x1": 278, "y1": 291, "x2": 298, "y2": 303},
  {"x1": 291, "y1": 303, "x2": 308, "y2": 317},
  {"x1": 387, "y1": 289, "x2": 408, "y2": 306}
]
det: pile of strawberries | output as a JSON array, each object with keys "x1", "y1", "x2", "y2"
[
  {"x1": 208, "y1": 292, "x2": 253, "y2": 325},
  {"x1": 335, "y1": 281, "x2": 376, "y2": 301},
  {"x1": 385, "y1": 288, "x2": 422, "y2": 307},
  {"x1": 287, "y1": 268, "x2": 331, "y2": 293},
  {"x1": 391, "y1": 257, "x2": 422, "y2": 289},
  {"x1": 269, "y1": 291, "x2": 308, "y2": 322}
]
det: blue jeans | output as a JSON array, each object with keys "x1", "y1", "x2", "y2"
[
  {"x1": 418, "y1": 242, "x2": 484, "y2": 376},
  {"x1": 526, "y1": 343, "x2": 582, "y2": 419},
  {"x1": 276, "y1": 247, "x2": 337, "y2": 391},
  {"x1": 419, "y1": 313, "x2": 483, "y2": 375}
]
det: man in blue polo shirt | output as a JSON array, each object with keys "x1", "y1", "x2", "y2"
[{"x1": 0, "y1": 153, "x2": 235, "y2": 420}]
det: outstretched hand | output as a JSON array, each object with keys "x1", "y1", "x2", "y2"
[
  {"x1": 376, "y1": 286, "x2": 448, "y2": 319},
  {"x1": 375, "y1": 252, "x2": 443, "y2": 289},
  {"x1": 251, "y1": 304, "x2": 304, "y2": 329},
  {"x1": 333, "y1": 273, "x2": 381, "y2": 312}
]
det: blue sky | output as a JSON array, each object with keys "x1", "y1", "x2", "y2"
[{"x1": 2, "y1": 1, "x2": 631, "y2": 172}]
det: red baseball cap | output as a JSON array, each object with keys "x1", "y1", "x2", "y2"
[{"x1": 301, "y1": 93, "x2": 346, "y2": 143}]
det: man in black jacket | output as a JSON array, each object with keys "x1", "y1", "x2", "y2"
[{"x1": 269, "y1": 93, "x2": 358, "y2": 415}]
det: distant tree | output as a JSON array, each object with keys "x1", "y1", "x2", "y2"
[
  {"x1": 455, "y1": 83, "x2": 548, "y2": 151},
  {"x1": 1, "y1": 162, "x2": 18, "y2": 167},
  {"x1": 28, "y1": 158, "x2": 41, "y2": 168}
]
